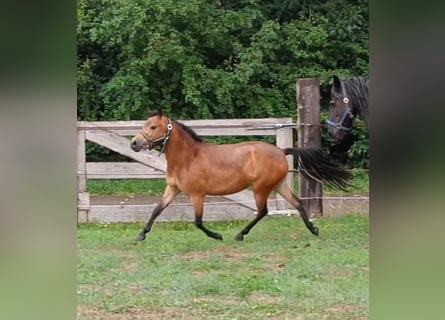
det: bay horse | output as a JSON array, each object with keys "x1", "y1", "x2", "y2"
[
  {"x1": 130, "y1": 110, "x2": 352, "y2": 241},
  {"x1": 327, "y1": 75, "x2": 369, "y2": 143}
]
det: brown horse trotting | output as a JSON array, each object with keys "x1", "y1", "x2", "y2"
[{"x1": 130, "y1": 110, "x2": 352, "y2": 241}]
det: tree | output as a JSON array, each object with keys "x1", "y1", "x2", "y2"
[{"x1": 77, "y1": 0, "x2": 368, "y2": 167}]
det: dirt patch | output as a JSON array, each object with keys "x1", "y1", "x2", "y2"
[
  {"x1": 191, "y1": 270, "x2": 209, "y2": 276},
  {"x1": 77, "y1": 305, "x2": 195, "y2": 320},
  {"x1": 248, "y1": 292, "x2": 282, "y2": 304},
  {"x1": 330, "y1": 269, "x2": 354, "y2": 279},
  {"x1": 192, "y1": 296, "x2": 241, "y2": 306},
  {"x1": 307, "y1": 304, "x2": 367, "y2": 320},
  {"x1": 325, "y1": 304, "x2": 361, "y2": 313},
  {"x1": 182, "y1": 247, "x2": 252, "y2": 261}
]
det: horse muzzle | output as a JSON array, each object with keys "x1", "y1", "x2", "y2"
[{"x1": 130, "y1": 137, "x2": 151, "y2": 152}]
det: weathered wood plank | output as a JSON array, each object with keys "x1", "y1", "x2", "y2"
[
  {"x1": 79, "y1": 118, "x2": 296, "y2": 216},
  {"x1": 78, "y1": 192, "x2": 90, "y2": 209},
  {"x1": 87, "y1": 198, "x2": 289, "y2": 223},
  {"x1": 86, "y1": 130, "x2": 168, "y2": 172},
  {"x1": 85, "y1": 129, "x2": 258, "y2": 210},
  {"x1": 274, "y1": 127, "x2": 294, "y2": 210},
  {"x1": 322, "y1": 197, "x2": 369, "y2": 217},
  {"x1": 89, "y1": 203, "x2": 256, "y2": 223},
  {"x1": 86, "y1": 162, "x2": 164, "y2": 179},
  {"x1": 276, "y1": 127, "x2": 294, "y2": 189},
  {"x1": 297, "y1": 78, "x2": 323, "y2": 216},
  {"x1": 86, "y1": 197, "x2": 369, "y2": 223},
  {"x1": 77, "y1": 129, "x2": 87, "y2": 193},
  {"x1": 78, "y1": 118, "x2": 293, "y2": 129},
  {"x1": 77, "y1": 210, "x2": 89, "y2": 223},
  {"x1": 77, "y1": 129, "x2": 90, "y2": 217},
  {"x1": 107, "y1": 127, "x2": 278, "y2": 137},
  {"x1": 77, "y1": 118, "x2": 293, "y2": 136}
]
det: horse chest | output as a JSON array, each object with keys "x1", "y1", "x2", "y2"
[{"x1": 165, "y1": 167, "x2": 199, "y2": 192}]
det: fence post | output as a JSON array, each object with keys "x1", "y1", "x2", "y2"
[
  {"x1": 276, "y1": 126, "x2": 294, "y2": 189},
  {"x1": 276, "y1": 125, "x2": 294, "y2": 210},
  {"x1": 77, "y1": 123, "x2": 89, "y2": 222},
  {"x1": 296, "y1": 78, "x2": 323, "y2": 216}
]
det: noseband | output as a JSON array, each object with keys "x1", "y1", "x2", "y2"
[
  {"x1": 327, "y1": 82, "x2": 354, "y2": 131},
  {"x1": 139, "y1": 118, "x2": 173, "y2": 155}
]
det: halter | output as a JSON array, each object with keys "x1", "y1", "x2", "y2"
[
  {"x1": 138, "y1": 118, "x2": 173, "y2": 155},
  {"x1": 326, "y1": 82, "x2": 354, "y2": 131}
]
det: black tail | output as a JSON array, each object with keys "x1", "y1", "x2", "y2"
[{"x1": 284, "y1": 147, "x2": 352, "y2": 191}]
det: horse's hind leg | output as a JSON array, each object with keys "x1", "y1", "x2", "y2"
[
  {"x1": 235, "y1": 190, "x2": 269, "y2": 241},
  {"x1": 274, "y1": 181, "x2": 319, "y2": 236},
  {"x1": 190, "y1": 195, "x2": 223, "y2": 240},
  {"x1": 137, "y1": 185, "x2": 180, "y2": 241}
]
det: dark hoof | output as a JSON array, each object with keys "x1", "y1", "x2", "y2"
[
  {"x1": 311, "y1": 226, "x2": 319, "y2": 236},
  {"x1": 234, "y1": 233, "x2": 244, "y2": 241},
  {"x1": 212, "y1": 232, "x2": 223, "y2": 240},
  {"x1": 136, "y1": 232, "x2": 146, "y2": 241}
]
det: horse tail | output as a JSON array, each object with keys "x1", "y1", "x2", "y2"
[{"x1": 283, "y1": 147, "x2": 352, "y2": 191}]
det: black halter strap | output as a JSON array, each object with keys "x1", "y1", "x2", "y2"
[
  {"x1": 138, "y1": 118, "x2": 173, "y2": 155},
  {"x1": 326, "y1": 82, "x2": 354, "y2": 131}
]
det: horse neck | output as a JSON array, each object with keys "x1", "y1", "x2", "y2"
[
  {"x1": 347, "y1": 78, "x2": 369, "y2": 126},
  {"x1": 353, "y1": 101, "x2": 369, "y2": 124},
  {"x1": 355, "y1": 95, "x2": 369, "y2": 125},
  {"x1": 163, "y1": 122, "x2": 198, "y2": 163},
  {"x1": 361, "y1": 109, "x2": 369, "y2": 125}
]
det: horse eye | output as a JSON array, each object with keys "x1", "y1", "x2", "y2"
[{"x1": 150, "y1": 126, "x2": 157, "y2": 130}]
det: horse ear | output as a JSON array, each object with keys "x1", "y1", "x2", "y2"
[
  {"x1": 157, "y1": 109, "x2": 163, "y2": 117},
  {"x1": 332, "y1": 75, "x2": 342, "y2": 93}
]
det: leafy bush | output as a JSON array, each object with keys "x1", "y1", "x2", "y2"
[{"x1": 78, "y1": 0, "x2": 368, "y2": 167}]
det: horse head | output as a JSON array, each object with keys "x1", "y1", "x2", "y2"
[
  {"x1": 130, "y1": 109, "x2": 173, "y2": 152},
  {"x1": 327, "y1": 75, "x2": 355, "y2": 142}
]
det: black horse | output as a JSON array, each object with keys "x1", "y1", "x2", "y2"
[{"x1": 327, "y1": 75, "x2": 369, "y2": 143}]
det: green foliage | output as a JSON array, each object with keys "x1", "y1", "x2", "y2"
[
  {"x1": 88, "y1": 178, "x2": 166, "y2": 195},
  {"x1": 78, "y1": 0, "x2": 368, "y2": 166},
  {"x1": 347, "y1": 120, "x2": 369, "y2": 168}
]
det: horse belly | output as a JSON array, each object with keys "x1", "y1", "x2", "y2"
[
  {"x1": 187, "y1": 167, "x2": 252, "y2": 196},
  {"x1": 206, "y1": 176, "x2": 251, "y2": 196}
]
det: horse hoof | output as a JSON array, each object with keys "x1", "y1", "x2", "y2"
[
  {"x1": 234, "y1": 233, "x2": 244, "y2": 241},
  {"x1": 213, "y1": 233, "x2": 223, "y2": 240},
  {"x1": 312, "y1": 227, "x2": 319, "y2": 236},
  {"x1": 136, "y1": 233, "x2": 146, "y2": 241}
]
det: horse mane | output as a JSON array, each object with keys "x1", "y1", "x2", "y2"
[
  {"x1": 173, "y1": 120, "x2": 203, "y2": 142},
  {"x1": 147, "y1": 109, "x2": 203, "y2": 142},
  {"x1": 342, "y1": 77, "x2": 369, "y2": 119}
]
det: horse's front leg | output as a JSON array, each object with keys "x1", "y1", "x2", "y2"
[
  {"x1": 190, "y1": 195, "x2": 223, "y2": 240},
  {"x1": 137, "y1": 185, "x2": 180, "y2": 241}
]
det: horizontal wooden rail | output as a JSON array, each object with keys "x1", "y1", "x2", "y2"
[
  {"x1": 77, "y1": 118, "x2": 294, "y2": 136},
  {"x1": 76, "y1": 117, "x2": 306, "y2": 223},
  {"x1": 86, "y1": 162, "x2": 164, "y2": 179}
]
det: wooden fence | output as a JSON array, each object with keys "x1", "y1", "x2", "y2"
[
  {"x1": 77, "y1": 78, "x2": 369, "y2": 223},
  {"x1": 77, "y1": 118, "x2": 297, "y2": 223}
]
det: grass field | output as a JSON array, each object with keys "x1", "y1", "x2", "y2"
[{"x1": 77, "y1": 214, "x2": 368, "y2": 319}]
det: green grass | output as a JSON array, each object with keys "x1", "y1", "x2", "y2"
[
  {"x1": 87, "y1": 169, "x2": 368, "y2": 196},
  {"x1": 325, "y1": 168, "x2": 369, "y2": 195},
  {"x1": 88, "y1": 178, "x2": 166, "y2": 196},
  {"x1": 77, "y1": 214, "x2": 368, "y2": 319}
]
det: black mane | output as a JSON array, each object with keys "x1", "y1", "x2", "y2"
[
  {"x1": 173, "y1": 120, "x2": 203, "y2": 142},
  {"x1": 343, "y1": 76, "x2": 369, "y2": 120}
]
